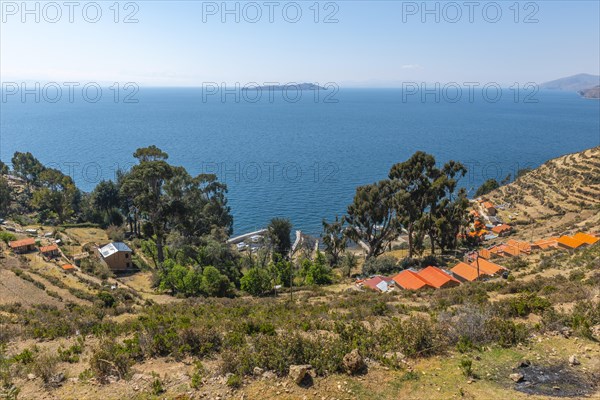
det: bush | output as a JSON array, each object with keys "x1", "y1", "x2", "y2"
[
  {"x1": 226, "y1": 374, "x2": 242, "y2": 388},
  {"x1": 90, "y1": 340, "x2": 131, "y2": 382},
  {"x1": 483, "y1": 318, "x2": 528, "y2": 347},
  {"x1": 241, "y1": 267, "x2": 272, "y2": 296},
  {"x1": 362, "y1": 255, "x2": 399, "y2": 276},
  {"x1": 0, "y1": 232, "x2": 16, "y2": 244},
  {"x1": 32, "y1": 352, "x2": 59, "y2": 386}
]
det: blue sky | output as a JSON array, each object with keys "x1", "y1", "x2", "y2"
[{"x1": 1, "y1": 1, "x2": 599, "y2": 87}]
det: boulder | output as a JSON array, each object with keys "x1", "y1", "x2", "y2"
[
  {"x1": 509, "y1": 373, "x2": 524, "y2": 383},
  {"x1": 560, "y1": 327, "x2": 573, "y2": 338},
  {"x1": 288, "y1": 365, "x2": 311, "y2": 385},
  {"x1": 343, "y1": 349, "x2": 366, "y2": 375},
  {"x1": 569, "y1": 355, "x2": 580, "y2": 366},
  {"x1": 590, "y1": 325, "x2": 600, "y2": 341},
  {"x1": 253, "y1": 367, "x2": 264, "y2": 376}
]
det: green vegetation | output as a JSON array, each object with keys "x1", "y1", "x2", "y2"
[{"x1": 475, "y1": 178, "x2": 500, "y2": 197}]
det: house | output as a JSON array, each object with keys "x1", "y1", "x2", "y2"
[
  {"x1": 557, "y1": 236, "x2": 587, "y2": 251},
  {"x1": 482, "y1": 202, "x2": 496, "y2": 216},
  {"x1": 572, "y1": 232, "x2": 599, "y2": 245},
  {"x1": 478, "y1": 248, "x2": 492, "y2": 259},
  {"x1": 531, "y1": 237, "x2": 558, "y2": 251},
  {"x1": 362, "y1": 276, "x2": 392, "y2": 292},
  {"x1": 470, "y1": 258, "x2": 505, "y2": 276},
  {"x1": 97, "y1": 242, "x2": 133, "y2": 271},
  {"x1": 8, "y1": 237, "x2": 36, "y2": 253},
  {"x1": 491, "y1": 224, "x2": 512, "y2": 237},
  {"x1": 451, "y1": 262, "x2": 489, "y2": 282},
  {"x1": 417, "y1": 266, "x2": 460, "y2": 289},
  {"x1": 392, "y1": 270, "x2": 433, "y2": 290},
  {"x1": 39, "y1": 244, "x2": 59, "y2": 258},
  {"x1": 61, "y1": 264, "x2": 76, "y2": 273},
  {"x1": 498, "y1": 244, "x2": 521, "y2": 257},
  {"x1": 506, "y1": 239, "x2": 531, "y2": 255}
]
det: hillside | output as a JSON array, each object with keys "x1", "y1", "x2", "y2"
[
  {"x1": 487, "y1": 147, "x2": 600, "y2": 240},
  {"x1": 540, "y1": 74, "x2": 600, "y2": 91},
  {"x1": 579, "y1": 86, "x2": 600, "y2": 99}
]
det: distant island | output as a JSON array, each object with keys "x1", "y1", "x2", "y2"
[
  {"x1": 242, "y1": 83, "x2": 327, "y2": 90},
  {"x1": 578, "y1": 85, "x2": 600, "y2": 99},
  {"x1": 540, "y1": 73, "x2": 600, "y2": 92}
]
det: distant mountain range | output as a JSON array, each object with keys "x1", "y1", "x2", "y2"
[
  {"x1": 578, "y1": 86, "x2": 600, "y2": 99},
  {"x1": 540, "y1": 73, "x2": 600, "y2": 92}
]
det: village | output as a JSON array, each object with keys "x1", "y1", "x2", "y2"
[{"x1": 355, "y1": 197, "x2": 599, "y2": 293}]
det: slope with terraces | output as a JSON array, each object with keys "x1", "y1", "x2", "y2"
[{"x1": 487, "y1": 146, "x2": 600, "y2": 240}]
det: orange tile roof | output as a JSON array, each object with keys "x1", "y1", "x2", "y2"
[
  {"x1": 492, "y1": 224, "x2": 512, "y2": 234},
  {"x1": 478, "y1": 248, "x2": 492, "y2": 259},
  {"x1": 39, "y1": 244, "x2": 58, "y2": 253},
  {"x1": 533, "y1": 237, "x2": 558, "y2": 250},
  {"x1": 392, "y1": 270, "x2": 433, "y2": 290},
  {"x1": 470, "y1": 258, "x2": 505, "y2": 275},
  {"x1": 61, "y1": 264, "x2": 75, "y2": 270},
  {"x1": 557, "y1": 235, "x2": 586, "y2": 249},
  {"x1": 8, "y1": 237, "x2": 35, "y2": 248},
  {"x1": 417, "y1": 266, "x2": 460, "y2": 289},
  {"x1": 451, "y1": 262, "x2": 488, "y2": 282},
  {"x1": 500, "y1": 244, "x2": 521, "y2": 257},
  {"x1": 506, "y1": 239, "x2": 531, "y2": 253},
  {"x1": 573, "y1": 232, "x2": 598, "y2": 245}
]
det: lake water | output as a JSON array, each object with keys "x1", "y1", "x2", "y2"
[{"x1": 1, "y1": 88, "x2": 598, "y2": 235}]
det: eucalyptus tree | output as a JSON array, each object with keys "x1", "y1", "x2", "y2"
[
  {"x1": 345, "y1": 180, "x2": 398, "y2": 259},
  {"x1": 321, "y1": 216, "x2": 347, "y2": 267}
]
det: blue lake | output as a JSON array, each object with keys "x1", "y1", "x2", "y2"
[{"x1": 1, "y1": 88, "x2": 598, "y2": 235}]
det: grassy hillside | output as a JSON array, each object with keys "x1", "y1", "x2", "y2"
[{"x1": 488, "y1": 147, "x2": 600, "y2": 240}]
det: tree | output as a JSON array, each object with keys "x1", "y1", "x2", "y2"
[
  {"x1": 0, "y1": 160, "x2": 9, "y2": 175},
  {"x1": 0, "y1": 177, "x2": 11, "y2": 217},
  {"x1": 11, "y1": 152, "x2": 44, "y2": 183},
  {"x1": 340, "y1": 252, "x2": 358, "y2": 278},
  {"x1": 322, "y1": 216, "x2": 346, "y2": 267},
  {"x1": 362, "y1": 255, "x2": 398, "y2": 276},
  {"x1": 92, "y1": 180, "x2": 121, "y2": 221},
  {"x1": 32, "y1": 168, "x2": 79, "y2": 223},
  {"x1": 269, "y1": 255, "x2": 293, "y2": 287},
  {"x1": 267, "y1": 218, "x2": 292, "y2": 258},
  {"x1": 240, "y1": 267, "x2": 272, "y2": 296},
  {"x1": 305, "y1": 251, "x2": 332, "y2": 285},
  {"x1": 120, "y1": 147, "x2": 174, "y2": 265},
  {"x1": 389, "y1": 151, "x2": 467, "y2": 257},
  {"x1": 201, "y1": 266, "x2": 233, "y2": 297},
  {"x1": 345, "y1": 180, "x2": 398, "y2": 259},
  {"x1": 475, "y1": 179, "x2": 499, "y2": 197}
]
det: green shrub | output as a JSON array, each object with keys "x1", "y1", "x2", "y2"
[
  {"x1": 90, "y1": 340, "x2": 131, "y2": 382},
  {"x1": 226, "y1": 374, "x2": 242, "y2": 388},
  {"x1": 240, "y1": 267, "x2": 272, "y2": 296}
]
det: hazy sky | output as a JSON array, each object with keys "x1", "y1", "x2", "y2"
[{"x1": 1, "y1": 1, "x2": 599, "y2": 87}]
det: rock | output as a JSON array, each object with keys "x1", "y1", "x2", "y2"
[
  {"x1": 560, "y1": 327, "x2": 573, "y2": 338},
  {"x1": 516, "y1": 359, "x2": 531, "y2": 368},
  {"x1": 27, "y1": 374, "x2": 36, "y2": 380},
  {"x1": 343, "y1": 349, "x2": 365, "y2": 375},
  {"x1": 288, "y1": 365, "x2": 311, "y2": 385},
  {"x1": 253, "y1": 367, "x2": 264, "y2": 376},
  {"x1": 590, "y1": 325, "x2": 600, "y2": 341},
  {"x1": 383, "y1": 352, "x2": 406, "y2": 362},
  {"x1": 509, "y1": 373, "x2": 524, "y2": 383},
  {"x1": 48, "y1": 372, "x2": 65, "y2": 387},
  {"x1": 569, "y1": 355, "x2": 580, "y2": 366},
  {"x1": 262, "y1": 370, "x2": 277, "y2": 380}
]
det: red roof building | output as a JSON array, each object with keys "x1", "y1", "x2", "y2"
[
  {"x1": 451, "y1": 262, "x2": 489, "y2": 282},
  {"x1": 557, "y1": 235, "x2": 587, "y2": 250},
  {"x1": 8, "y1": 238, "x2": 36, "y2": 253},
  {"x1": 470, "y1": 258, "x2": 505, "y2": 276},
  {"x1": 572, "y1": 232, "x2": 598, "y2": 245},
  {"x1": 417, "y1": 266, "x2": 460, "y2": 289},
  {"x1": 392, "y1": 270, "x2": 433, "y2": 290},
  {"x1": 491, "y1": 224, "x2": 512, "y2": 236}
]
